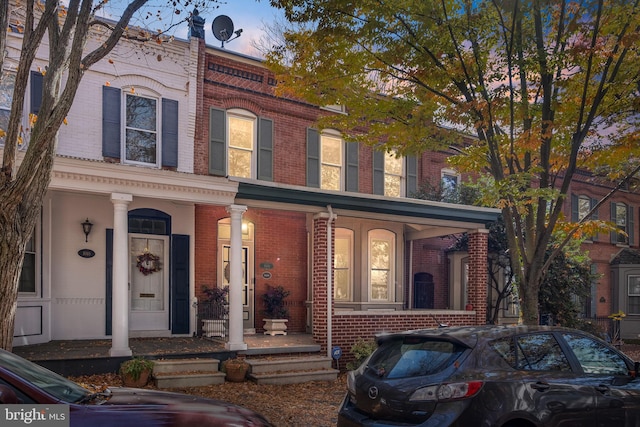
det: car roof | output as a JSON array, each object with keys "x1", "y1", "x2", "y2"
[{"x1": 375, "y1": 324, "x2": 586, "y2": 348}]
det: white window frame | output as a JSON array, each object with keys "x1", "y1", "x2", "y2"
[
  {"x1": 614, "y1": 202, "x2": 629, "y2": 245},
  {"x1": 0, "y1": 70, "x2": 15, "y2": 146},
  {"x1": 227, "y1": 108, "x2": 257, "y2": 179},
  {"x1": 333, "y1": 228, "x2": 353, "y2": 301},
  {"x1": 368, "y1": 229, "x2": 395, "y2": 302},
  {"x1": 441, "y1": 169, "x2": 460, "y2": 202},
  {"x1": 320, "y1": 130, "x2": 344, "y2": 191},
  {"x1": 628, "y1": 275, "x2": 640, "y2": 315},
  {"x1": 122, "y1": 88, "x2": 160, "y2": 167},
  {"x1": 18, "y1": 224, "x2": 40, "y2": 296}
]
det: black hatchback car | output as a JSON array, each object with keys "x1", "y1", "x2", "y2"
[{"x1": 338, "y1": 325, "x2": 640, "y2": 427}]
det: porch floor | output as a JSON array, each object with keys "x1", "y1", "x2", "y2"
[{"x1": 13, "y1": 333, "x2": 320, "y2": 361}]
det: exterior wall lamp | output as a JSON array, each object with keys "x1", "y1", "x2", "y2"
[{"x1": 81, "y1": 218, "x2": 93, "y2": 242}]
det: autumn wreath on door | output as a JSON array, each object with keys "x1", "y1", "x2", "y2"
[{"x1": 136, "y1": 251, "x2": 162, "y2": 276}]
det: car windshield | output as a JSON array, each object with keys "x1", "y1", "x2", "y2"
[
  {"x1": 0, "y1": 350, "x2": 89, "y2": 403},
  {"x1": 367, "y1": 337, "x2": 466, "y2": 379}
]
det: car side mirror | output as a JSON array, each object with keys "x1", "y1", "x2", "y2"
[{"x1": 0, "y1": 384, "x2": 19, "y2": 404}]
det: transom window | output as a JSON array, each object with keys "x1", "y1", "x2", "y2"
[
  {"x1": 384, "y1": 152, "x2": 403, "y2": 197},
  {"x1": 369, "y1": 229, "x2": 395, "y2": 301},
  {"x1": 228, "y1": 110, "x2": 256, "y2": 178},
  {"x1": 334, "y1": 228, "x2": 353, "y2": 301},
  {"x1": 124, "y1": 93, "x2": 158, "y2": 165},
  {"x1": 0, "y1": 70, "x2": 15, "y2": 145},
  {"x1": 321, "y1": 132, "x2": 343, "y2": 190}
]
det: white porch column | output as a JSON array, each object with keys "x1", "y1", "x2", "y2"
[
  {"x1": 225, "y1": 204, "x2": 248, "y2": 351},
  {"x1": 110, "y1": 193, "x2": 133, "y2": 357}
]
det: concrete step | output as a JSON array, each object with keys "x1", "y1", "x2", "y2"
[
  {"x1": 152, "y1": 358, "x2": 224, "y2": 389},
  {"x1": 246, "y1": 356, "x2": 339, "y2": 385},
  {"x1": 152, "y1": 358, "x2": 220, "y2": 374},
  {"x1": 249, "y1": 368, "x2": 339, "y2": 385},
  {"x1": 247, "y1": 356, "x2": 333, "y2": 374},
  {"x1": 154, "y1": 371, "x2": 226, "y2": 388}
]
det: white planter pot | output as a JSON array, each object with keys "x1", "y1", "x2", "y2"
[
  {"x1": 263, "y1": 318, "x2": 288, "y2": 336},
  {"x1": 202, "y1": 319, "x2": 226, "y2": 338}
]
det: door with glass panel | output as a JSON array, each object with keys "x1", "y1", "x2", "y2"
[{"x1": 129, "y1": 235, "x2": 169, "y2": 331}]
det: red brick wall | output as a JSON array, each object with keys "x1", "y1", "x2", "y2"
[
  {"x1": 331, "y1": 312, "x2": 475, "y2": 367},
  {"x1": 194, "y1": 205, "x2": 308, "y2": 333}
]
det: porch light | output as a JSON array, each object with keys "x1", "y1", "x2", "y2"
[{"x1": 81, "y1": 218, "x2": 93, "y2": 242}]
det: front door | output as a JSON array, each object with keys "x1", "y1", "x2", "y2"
[
  {"x1": 130, "y1": 235, "x2": 169, "y2": 331},
  {"x1": 222, "y1": 245, "x2": 254, "y2": 331}
]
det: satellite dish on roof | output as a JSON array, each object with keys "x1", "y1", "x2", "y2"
[{"x1": 212, "y1": 15, "x2": 242, "y2": 48}]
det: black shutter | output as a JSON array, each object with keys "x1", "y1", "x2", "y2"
[
  {"x1": 307, "y1": 128, "x2": 320, "y2": 187},
  {"x1": 406, "y1": 155, "x2": 417, "y2": 197},
  {"x1": 257, "y1": 117, "x2": 273, "y2": 181},
  {"x1": 209, "y1": 108, "x2": 226, "y2": 176},
  {"x1": 105, "y1": 229, "x2": 113, "y2": 336},
  {"x1": 171, "y1": 234, "x2": 190, "y2": 334},
  {"x1": 162, "y1": 98, "x2": 179, "y2": 168},
  {"x1": 30, "y1": 71, "x2": 43, "y2": 115},
  {"x1": 345, "y1": 141, "x2": 359, "y2": 192},
  {"x1": 102, "y1": 86, "x2": 121, "y2": 158},
  {"x1": 373, "y1": 151, "x2": 385, "y2": 195}
]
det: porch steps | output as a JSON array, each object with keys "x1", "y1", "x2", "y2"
[
  {"x1": 152, "y1": 358, "x2": 225, "y2": 388},
  {"x1": 246, "y1": 355, "x2": 339, "y2": 385}
]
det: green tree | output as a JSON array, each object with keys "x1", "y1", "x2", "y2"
[
  {"x1": 265, "y1": 0, "x2": 640, "y2": 325},
  {"x1": 0, "y1": 0, "x2": 216, "y2": 351}
]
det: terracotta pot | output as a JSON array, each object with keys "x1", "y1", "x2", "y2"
[
  {"x1": 225, "y1": 361, "x2": 249, "y2": 382},
  {"x1": 121, "y1": 369, "x2": 151, "y2": 387}
]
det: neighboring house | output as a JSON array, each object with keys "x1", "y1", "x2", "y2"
[
  {"x1": 568, "y1": 171, "x2": 640, "y2": 339},
  {"x1": 7, "y1": 17, "x2": 237, "y2": 356}
]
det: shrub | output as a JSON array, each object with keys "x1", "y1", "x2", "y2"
[
  {"x1": 346, "y1": 338, "x2": 377, "y2": 370},
  {"x1": 261, "y1": 285, "x2": 290, "y2": 319}
]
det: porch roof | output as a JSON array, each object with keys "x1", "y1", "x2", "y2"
[{"x1": 235, "y1": 180, "x2": 500, "y2": 228}]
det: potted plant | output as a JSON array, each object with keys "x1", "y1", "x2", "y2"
[
  {"x1": 201, "y1": 285, "x2": 229, "y2": 337},
  {"x1": 119, "y1": 357, "x2": 154, "y2": 387},
  {"x1": 261, "y1": 285, "x2": 291, "y2": 336},
  {"x1": 222, "y1": 356, "x2": 250, "y2": 382}
]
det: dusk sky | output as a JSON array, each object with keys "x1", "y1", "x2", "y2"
[{"x1": 179, "y1": 0, "x2": 284, "y2": 57}]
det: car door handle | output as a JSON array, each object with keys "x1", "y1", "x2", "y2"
[
  {"x1": 595, "y1": 384, "x2": 610, "y2": 394},
  {"x1": 531, "y1": 382, "x2": 551, "y2": 391}
]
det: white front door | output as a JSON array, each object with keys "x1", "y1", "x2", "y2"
[{"x1": 130, "y1": 235, "x2": 169, "y2": 331}]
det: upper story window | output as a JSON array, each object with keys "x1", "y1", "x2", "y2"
[
  {"x1": 334, "y1": 228, "x2": 353, "y2": 301},
  {"x1": 373, "y1": 151, "x2": 416, "y2": 197},
  {"x1": 125, "y1": 93, "x2": 158, "y2": 165},
  {"x1": 102, "y1": 85, "x2": 178, "y2": 169},
  {"x1": 228, "y1": 109, "x2": 257, "y2": 178},
  {"x1": 384, "y1": 151, "x2": 403, "y2": 197},
  {"x1": 368, "y1": 229, "x2": 395, "y2": 301},
  {"x1": 0, "y1": 70, "x2": 15, "y2": 145},
  {"x1": 209, "y1": 107, "x2": 273, "y2": 181},
  {"x1": 320, "y1": 132, "x2": 343, "y2": 191},
  {"x1": 571, "y1": 194, "x2": 599, "y2": 241},
  {"x1": 611, "y1": 202, "x2": 633, "y2": 245},
  {"x1": 441, "y1": 169, "x2": 460, "y2": 202}
]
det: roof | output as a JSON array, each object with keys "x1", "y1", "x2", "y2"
[{"x1": 235, "y1": 181, "x2": 500, "y2": 227}]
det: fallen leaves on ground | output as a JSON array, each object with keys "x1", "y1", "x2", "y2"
[{"x1": 70, "y1": 372, "x2": 347, "y2": 427}]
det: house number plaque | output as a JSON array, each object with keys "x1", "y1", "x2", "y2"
[{"x1": 77, "y1": 249, "x2": 95, "y2": 259}]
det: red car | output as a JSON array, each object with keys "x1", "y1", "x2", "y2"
[{"x1": 0, "y1": 348, "x2": 272, "y2": 426}]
